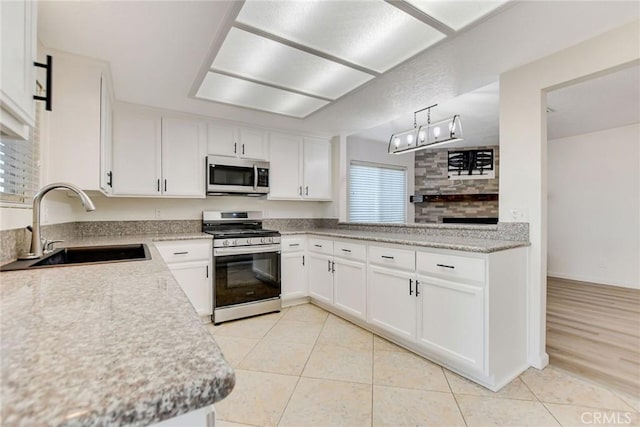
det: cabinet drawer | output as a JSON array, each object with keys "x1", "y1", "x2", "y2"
[
  {"x1": 333, "y1": 240, "x2": 366, "y2": 262},
  {"x1": 307, "y1": 237, "x2": 333, "y2": 255},
  {"x1": 417, "y1": 251, "x2": 485, "y2": 283},
  {"x1": 369, "y1": 245, "x2": 415, "y2": 271},
  {"x1": 155, "y1": 240, "x2": 211, "y2": 264},
  {"x1": 281, "y1": 236, "x2": 306, "y2": 252}
]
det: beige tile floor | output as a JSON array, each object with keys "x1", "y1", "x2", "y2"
[{"x1": 208, "y1": 303, "x2": 640, "y2": 427}]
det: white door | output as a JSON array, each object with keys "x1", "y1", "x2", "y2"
[
  {"x1": 417, "y1": 276, "x2": 485, "y2": 372},
  {"x1": 207, "y1": 122, "x2": 236, "y2": 157},
  {"x1": 307, "y1": 253, "x2": 333, "y2": 305},
  {"x1": 281, "y1": 252, "x2": 308, "y2": 302},
  {"x1": 112, "y1": 106, "x2": 162, "y2": 196},
  {"x1": 0, "y1": 0, "x2": 36, "y2": 138},
  {"x1": 169, "y1": 262, "x2": 212, "y2": 317},
  {"x1": 268, "y1": 133, "x2": 303, "y2": 199},
  {"x1": 161, "y1": 117, "x2": 206, "y2": 197},
  {"x1": 333, "y1": 258, "x2": 366, "y2": 320},
  {"x1": 367, "y1": 265, "x2": 417, "y2": 342},
  {"x1": 99, "y1": 75, "x2": 113, "y2": 194},
  {"x1": 238, "y1": 127, "x2": 267, "y2": 160},
  {"x1": 303, "y1": 137, "x2": 332, "y2": 200}
]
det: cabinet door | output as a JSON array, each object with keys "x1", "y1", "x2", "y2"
[
  {"x1": 268, "y1": 132, "x2": 303, "y2": 199},
  {"x1": 169, "y1": 262, "x2": 212, "y2": 317},
  {"x1": 207, "y1": 122, "x2": 236, "y2": 157},
  {"x1": 281, "y1": 252, "x2": 308, "y2": 302},
  {"x1": 333, "y1": 258, "x2": 366, "y2": 320},
  {"x1": 417, "y1": 276, "x2": 485, "y2": 372},
  {"x1": 303, "y1": 137, "x2": 332, "y2": 200},
  {"x1": 161, "y1": 117, "x2": 206, "y2": 197},
  {"x1": 99, "y1": 74, "x2": 113, "y2": 194},
  {"x1": 238, "y1": 127, "x2": 267, "y2": 160},
  {"x1": 112, "y1": 106, "x2": 162, "y2": 195},
  {"x1": 307, "y1": 252, "x2": 333, "y2": 305},
  {"x1": 0, "y1": 0, "x2": 36, "y2": 139},
  {"x1": 367, "y1": 265, "x2": 416, "y2": 341}
]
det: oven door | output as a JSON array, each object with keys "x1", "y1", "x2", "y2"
[{"x1": 214, "y1": 245, "x2": 281, "y2": 308}]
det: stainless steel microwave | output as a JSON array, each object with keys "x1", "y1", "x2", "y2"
[{"x1": 206, "y1": 155, "x2": 269, "y2": 196}]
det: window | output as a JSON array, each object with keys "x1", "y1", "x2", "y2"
[
  {"x1": 349, "y1": 161, "x2": 407, "y2": 223},
  {"x1": 0, "y1": 106, "x2": 40, "y2": 204}
]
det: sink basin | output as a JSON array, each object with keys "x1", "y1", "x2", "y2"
[{"x1": 1, "y1": 244, "x2": 151, "y2": 271}]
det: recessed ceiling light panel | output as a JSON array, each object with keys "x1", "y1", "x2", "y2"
[
  {"x1": 236, "y1": 0, "x2": 446, "y2": 73},
  {"x1": 212, "y1": 28, "x2": 374, "y2": 100},
  {"x1": 406, "y1": 0, "x2": 509, "y2": 31},
  {"x1": 196, "y1": 72, "x2": 329, "y2": 118}
]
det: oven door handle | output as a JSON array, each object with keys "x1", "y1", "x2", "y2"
[{"x1": 214, "y1": 244, "x2": 281, "y2": 257}]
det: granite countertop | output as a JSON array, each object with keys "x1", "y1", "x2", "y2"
[
  {"x1": 0, "y1": 233, "x2": 235, "y2": 427},
  {"x1": 279, "y1": 228, "x2": 529, "y2": 253}
]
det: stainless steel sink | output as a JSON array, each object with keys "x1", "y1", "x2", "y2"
[{"x1": 1, "y1": 244, "x2": 151, "y2": 271}]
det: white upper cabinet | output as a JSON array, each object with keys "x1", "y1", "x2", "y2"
[
  {"x1": 207, "y1": 122, "x2": 267, "y2": 161},
  {"x1": 268, "y1": 132, "x2": 303, "y2": 199},
  {"x1": 44, "y1": 52, "x2": 113, "y2": 193},
  {"x1": 112, "y1": 106, "x2": 162, "y2": 196},
  {"x1": 112, "y1": 104, "x2": 206, "y2": 198},
  {"x1": 0, "y1": 0, "x2": 37, "y2": 140},
  {"x1": 268, "y1": 132, "x2": 332, "y2": 201},
  {"x1": 303, "y1": 137, "x2": 332, "y2": 200},
  {"x1": 161, "y1": 117, "x2": 206, "y2": 197}
]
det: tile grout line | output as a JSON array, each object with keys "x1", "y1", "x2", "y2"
[
  {"x1": 275, "y1": 307, "x2": 331, "y2": 427},
  {"x1": 443, "y1": 370, "x2": 469, "y2": 427},
  {"x1": 519, "y1": 374, "x2": 564, "y2": 426}
]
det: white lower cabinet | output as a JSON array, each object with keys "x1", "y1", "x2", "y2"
[
  {"x1": 291, "y1": 235, "x2": 528, "y2": 391},
  {"x1": 281, "y1": 236, "x2": 308, "y2": 305},
  {"x1": 155, "y1": 240, "x2": 212, "y2": 320},
  {"x1": 307, "y1": 252, "x2": 334, "y2": 305},
  {"x1": 333, "y1": 257, "x2": 366, "y2": 320},
  {"x1": 367, "y1": 265, "x2": 416, "y2": 341},
  {"x1": 416, "y1": 276, "x2": 485, "y2": 372},
  {"x1": 151, "y1": 404, "x2": 215, "y2": 427}
]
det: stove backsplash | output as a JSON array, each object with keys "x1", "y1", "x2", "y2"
[{"x1": 414, "y1": 145, "x2": 499, "y2": 223}]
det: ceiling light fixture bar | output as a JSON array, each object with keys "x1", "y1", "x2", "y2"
[
  {"x1": 209, "y1": 68, "x2": 335, "y2": 102},
  {"x1": 232, "y1": 22, "x2": 381, "y2": 78},
  {"x1": 384, "y1": 0, "x2": 455, "y2": 36},
  {"x1": 388, "y1": 104, "x2": 463, "y2": 155}
]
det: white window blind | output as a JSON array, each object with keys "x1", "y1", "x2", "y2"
[
  {"x1": 349, "y1": 162, "x2": 406, "y2": 223},
  {"x1": 0, "y1": 107, "x2": 39, "y2": 204}
]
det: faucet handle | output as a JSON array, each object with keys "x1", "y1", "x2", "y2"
[{"x1": 43, "y1": 239, "x2": 64, "y2": 253}]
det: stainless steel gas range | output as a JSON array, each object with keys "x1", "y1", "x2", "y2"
[{"x1": 203, "y1": 211, "x2": 281, "y2": 324}]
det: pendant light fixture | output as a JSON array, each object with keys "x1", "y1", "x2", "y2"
[{"x1": 388, "y1": 104, "x2": 463, "y2": 155}]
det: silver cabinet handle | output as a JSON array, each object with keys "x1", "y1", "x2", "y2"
[
  {"x1": 289, "y1": 243, "x2": 300, "y2": 247},
  {"x1": 305, "y1": 186, "x2": 309, "y2": 196},
  {"x1": 341, "y1": 249, "x2": 351, "y2": 252},
  {"x1": 302, "y1": 255, "x2": 305, "y2": 266},
  {"x1": 331, "y1": 261, "x2": 335, "y2": 273},
  {"x1": 381, "y1": 255, "x2": 394, "y2": 260},
  {"x1": 164, "y1": 179, "x2": 167, "y2": 192},
  {"x1": 299, "y1": 186, "x2": 302, "y2": 196},
  {"x1": 327, "y1": 259, "x2": 331, "y2": 272},
  {"x1": 242, "y1": 144, "x2": 245, "y2": 155},
  {"x1": 234, "y1": 142, "x2": 237, "y2": 153},
  {"x1": 314, "y1": 244, "x2": 322, "y2": 248},
  {"x1": 409, "y1": 278, "x2": 413, "y2": 295},
  {"x1": 436, "y1": 263, "x2": 455, "y2": 269},
  {"x1": 173, "y1": 251, "x2": 189, "y2": 255},
  {"x1": 415, "y1": 280, "x2": 421, "y2": 297}
]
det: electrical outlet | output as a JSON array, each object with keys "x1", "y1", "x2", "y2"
[
  {"x1": 155, "y1": 209, "x2": 161, "y2": 219},
  {"x1": 509, "y1": 208, "x2": 527, "y2": 221}
]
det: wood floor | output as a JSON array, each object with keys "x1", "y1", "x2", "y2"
[{"x1": 546, "y1": 277, "x2": 640, "y2": 397}]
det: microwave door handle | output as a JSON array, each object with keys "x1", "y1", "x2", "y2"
[{"x1": 253, "y1": 164, "x2": 258, "y2": 191}]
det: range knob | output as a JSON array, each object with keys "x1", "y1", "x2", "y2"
[
  {"x1": 260, "y1": 237, "x2": 266, "y2": 244},
  {"x1": 266, "y1": 237, "x2": 273, "y2": 244},
  {"x1": 233, "y1": 239, "x2": 239, "y2": 246},
  {"x1": 223, "y1": 240, "x2": 230, "y2": 247}
]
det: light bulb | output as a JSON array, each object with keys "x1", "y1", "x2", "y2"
[
  {"x1": 433, "y1": 126, "x2": 441, "y2": 138},
  {"x1": 418, "y1": 131, "x2": 425, "y2": 142},
  {"x1": 394, "y1": 137, "x2": 400, "y2": 147},
  {"x1": 407, "y1": 134, "x2": 414, "y2": 145}
]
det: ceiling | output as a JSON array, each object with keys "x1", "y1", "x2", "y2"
[
  {"x1": 194, "y1": 0, "x2": 508, "y2": 118},
  {"x1": 38, "y1": 1, "x2": 640, "y2": 138}
]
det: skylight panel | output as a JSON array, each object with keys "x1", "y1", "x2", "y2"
[{"x1": 406, "y1": 0, "x2": 509, "y2": 31}]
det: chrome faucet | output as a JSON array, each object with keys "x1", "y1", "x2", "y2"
[{"x1": 19, "y1": 182, "x2": 96, "y2": 260}]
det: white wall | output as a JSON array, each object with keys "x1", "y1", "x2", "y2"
[
  {"x1": 499, "y1": 20, "x2": 640, "y2": 368},
  {"x1": 547, "y1": 124, "x2": 639, "y2": 289},
  {"x1": 346, "y1": 136, "x2": 415, "y2": 223}
]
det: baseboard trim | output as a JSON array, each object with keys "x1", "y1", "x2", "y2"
[{"x1": 547, "y1": 272, "x2": 638, "y2": 290}]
